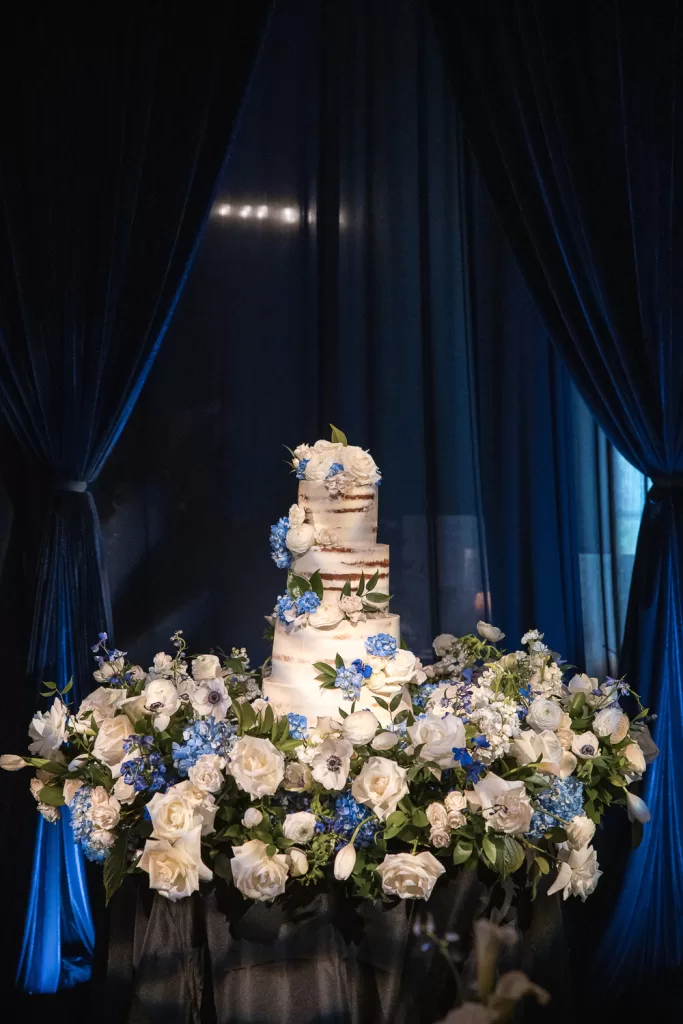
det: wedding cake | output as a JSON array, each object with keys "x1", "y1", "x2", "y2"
[{"x1": 263, "y1": 429, "x2": 420, "y2": 725}]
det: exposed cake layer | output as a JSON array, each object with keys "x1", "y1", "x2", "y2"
[
  {"x1": 263, "y1": 674, "x2": 395, "y2": 726},
  {"x1": 298, "y1": 481, "x2": 378, "y2": 545},
  {"x1": 293, "y1": 543, "x2": 389, "y2": 596}
]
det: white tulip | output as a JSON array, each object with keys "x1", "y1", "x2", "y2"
[
  {"x1": 334, "y1": 844, "x2": 357, "y2": 880},
  {"x1": 626, "y1": 791, "x2": 651, "y2": 824}
]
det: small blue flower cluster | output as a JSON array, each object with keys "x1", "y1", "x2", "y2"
[
  {"x1": 69, "y1": 787, "x2": 111, "y2": 863},
  {"x1": 287, "y1": 713, "x2": 308, "y2": 740},
  {"x1": 296, "y1": 458, "x2": 310, "y2": 480},
  {"x1": 318, "y1": 792, "x2": 381, "y2": 851},
  {"x1": 526, "y1": 776, "x2": 585, "y2": 838},
  {"x1": 327, "y1": 462, "x2": 344, "y2": 477},
  {"x1": 411, "y1": 681, "x2": 439, "y2": 709},
  {"x1": 172, "y1": 718, "x2": 237, "y2": 776},
  {"x1": 275, "y1": 590, "x2": 321, "y2": 625},
  {"x1": 335, "y1": 664, "x2": 365, "y2": 700},
  {"x1": 452, "y1": 747, "x2": 486, "y2": 781},
  {"x1": 122, "y1": 734, "x2": 154, "y2": 755},
  {"x1": 121, "y1": 751, "x2": 172, "y2": 794},
  {"x1": 269, "y1": 516, "x2": 293, "y2": 569},
  {"x1": 365, "y1": 633, "x2": 397, "y2": 659}
]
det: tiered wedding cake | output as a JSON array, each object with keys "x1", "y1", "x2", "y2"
[{"x1": 263, "y1": 430, "x2": 418, "y2": 725}]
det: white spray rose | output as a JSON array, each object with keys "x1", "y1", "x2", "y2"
[
  {"x1": 425, "y1": 802, "x2": 449, "y2": 840},
  {"x1": 476, "y1": 622, "x2": 505, "y2": 642},
  {"x1": 547, "y1": 845, "x2": 602, "y2": 900},
  {"x1": 143, "y1": 678, "x2": 180, "y2": 730},
  {"x1": 339, "y1": 594, "x2": 365, "y2": 623},
  {"x1": 288, "y1": 503, "x2": 306, "y2": 527},
  {"x1": 566, "y1": 815, "x2": 596, "y2": 850},
  {"x1": 282, "y1": 811, "x2": 317, "y2": 843},
  {"x1": 63, "y1": 779, "x2": 84, "y2": 806},
  {"x1": 285, "y1": 523, "x2": 316, "y2": 555},
  {"x1": 351, "y1": 756, "x2": 408, "y2": 821},
  {"x1": 376, "y1": 851, "x2": 445, "y2": 900},
  {"x1": 147, "y1": 785, "x2": 202, "y2": 840},
  {"x1": 444, "y1": 790, "x2": 468, "y2": 828},
  {"x1": 91, "y1": 829, "x2": 116, "y2": 848},
  {"x1": 571, "y1": 731, "x2": 600, "y2": 759},
  {"x1": 473, "y1": 772, "x2": 533, "y2": 835},
  {"x1": 342, "y1": 710, "x2": 379, "y2": 745},
  {"x1": 526, "y1": 700, "x2": 564, "y2": 732},
  {"x1": 89, "y1": 787, "x2": 121, "y2": 830},
  {"x1": 406, "y1": 714, "x2": 466, "y2": 768},
  {"x1": 187, "y1": 754, "x2": 226, "y2": 793},
  {"x1": 92, "y1": 715, "x2": 134, "y2": 777},
  {"x1": 242, "y1": 807, "x2": 263, "y2": 828},
  {"x1": 286, "y1": 848, "x2": 309, "y2": 877},
  {"x1": 192, "y1": 654, "x2": 222, "y2": 681},
  {"x1": 231, "y1": 840, "x2": 289, "y2": 901},
  {"x1": 334, "y1": 843, "x2": 357, "y2": 880},
  {"x1": 229, "y1": 736, "x2": 285, "y2": 797},
  {"x1": 138, "y1": 825, "x2": 212, "y2": 901},
  {"x1": 28, "y1": 699, "x2": 68, "y2": 759},
  {"x1": 113, "y1": 776, "x2": 136, "y2": 806},
  {"x1": 371, "y1": 731, "x2": 399, "y2": 751},
  {"x1": 592, "y1": 708, "x2": 629, "y2": 744}
]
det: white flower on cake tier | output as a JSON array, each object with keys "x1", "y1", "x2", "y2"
[
  {"x1": 476, "y1": 622, "x2": 505, "y2": 642},
  {"x1": 342, "y1": 710, "x2": 379, "y2": 745},
  {"x1": 351, "y1": 756, "x2": 408, "y2": 820},
  {"x1": 139, "y1": 825, "x2": 212, "y2": 901},
  {"x1": 304, "y1": 450, "x2": 335, "y2": 481},
  {"x1": 472, "y1": 772, "x2": 533, "y2": 835},
  {"x1": 325, "y1": 469, "x2": 354, "y2": 495},
  {"x1": 341, "y1": 446, "x2": 380, "y2": 486},
  {"x1": 592, "y1": 708, "x2": 629, "y2": 744},
  {"x1": 293, "y1": 443, "x2": 312, "y2": 463},
  {"x1": 376, "y1": 851, "x2": 445, "y2": 900},
  {"x1": 510, "y1": 730, "x2": 577, "y2": 778},
  {"x1": 547, "y1": 845, "x2": 601, "y2": 901},
  {"x1": 282, "y1": 811, "x2": 317, "y2": 843},
  {"x1": 308, "y1": 602, "x2": 345, "y2": 629},
  {"x1": 93, "y1": 657, "x2": 125, "y2": 683},
  {"x1": 339, "y1": 594, "x2": 366, "y2": 624},
  {"x1": 191, "y1": 677, "x2": 229, "y2": 720},
  {"x1": 313, "y1": 439, "x2": 345, "y2": 456},
  {"x1": 92, "y1": 715, "x2": 134, "y2": 777},
  {"x1": 525, "y1": 699, "x2": 564, "y2": 733},
  {"x1": 406, "y1": 713, "x2": 466, "y2": 769},
  {"x1": 229, "y1": 736, "x2": 285, "y2": 797},
  {"x1": 311, "y1": 738, "x2": 353, "y2": 790},
  {"x1": 89, "y1": 787, "x2": 121, "y2": 830},
  {"x1": 565, "y1": 815, "x2": 596, "y2": 850},
  {"x1": 231, "y1": 839, "x2": 289, "y2": 901},
  {"x1": 28, "y1": 699, "x2": 67, "y2": 759},
  {"x1": 314, "y1": 526, "x2": 335, "y2": 546},
  {"x1": 285, "y1": 523, "x2": 315, "y2": 555},
  {"x1": 192, "y1": 654, "x2": 222, "y2": 680},
  {"x1": 187, "y1": 753, "x2": 226, "y2": 793},
  {"x1": 288, "y1": 503, "x2": 306, "y2": 527},
  {"x1": 143, "y1": 678, "x2": 181, "y2": 731}
]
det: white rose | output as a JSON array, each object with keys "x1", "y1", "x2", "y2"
[
  {"x1": 406, "y1": 714, "x2": 466, "y2": 768},
  {"x1": 313, "y1": 439, "x2": 345, "y2": 455},
  {"x1": 341, "y1": 446, "x2": 379, "y2": 486},
  {"x1": 187, "y1": 754, "x2": 226, "y2": 793},
  {"x1": 626, "y1": 791, "x2": 650, "y2": 823},
  {"x1": 425, "y1": 802, "x2": 449, "y2": 831},
  {"x1": 342, "y1": 710, "x2": 379, "y2": 745},
  {"x1": 286, "y1": 848, "x2": 309, "y2": 877},
  {"x1": 476, "y1": 622, "x2": 505, "y2": 642},
  {"x1": 334, "y1": 843, "x2": 357, "y2": 880},
  {"x1": 93, "y1": 657, "x2": 125, "y2": 683},
  {"x1": 351, "y1": 756, "x2": 409, "y2": 821},
  {"x1": 430, "y1": 828, "x2": 451, "y2": 848},
  {"x1": 285, "y1": 523, "x2": 315, "y2": 555},
  {"x1": 191, "y1": 678, "x2": 229, "y2": 720},
  {"x1": 113, "y1": 776, "x2": 136, "y2": 806},
  {"x1": 76, "y1": 686, "x2": 128, "y2": 727},
  {"x1": 282, "y1": 811, "x2": 317, "y2": 843},
  {"x1": 592, "y1": 708, "x2": 629, "y2": 744},
  {"x1": 384, "y1": 649, "x2": 426, "y2": 686},
  {"x1": 566, "y1": 815, "x2": 596, "y2": 850},
  {"x1": 473, "y1": 772, "x2": 533, "y2": 835},
  {"x1": 143, "y1": 678, "x2": 180, "y2": 731},
  {"x1": 283, "y1": 763, "x2": 312, "y2": 792},
  {"x1": 376, "y1": 851, "x2": 446, "y2": 900},
  {"x1": 242, "y1": 807, "x2": 263, "y2": 828},
  {"x1": 303, "y1": 451, "x2": 334, "y2": 481},
  {"x1": 510, "y1": 729, "x2": 576, "y2": 777},
  {"x1": 433, "y1": 634, "x2": 456, "y2": 657},
  {"x1": 192, "y1": 654, "x2": 222, "y2": 681},
  {"x1": 623, "y1": 742, "x2": 646, "y2": 775},
  {"x1": 365, "y1": 669, "x2": 402, "y2": 698},
  {"x1": 92, "y1": 715, "x2": 134, "y2": 776},
  {"x1": 288, "y1": 503, "x2": 306, "y2": 527},
  {"x1": 139, "y1": 825, "x2": 212, "y2": 901},
  {"x1": 147, "y1": 785, "x2": 202, "y2": 840},
  {"x1": 63, "y1": 779, "x2": 84, "y2": 805},
  {"x1": 231, "y1": 840, "x2": 289, "y2": 901},
  {"x1": 526, "y1": 700, "x2": 564, "y2": 732},
  {"x1": 308, "y1": 602, "x2": 344, "y2": 629},
  {"x1": 166, "y1": 780, "x2": 217, "y2": 837},
  {"x1": 0, "y1": 754, "x2": 27, "y2": 771},
  {"x1": 311, "y1": 738, "x2": 353, "y2": 790},
  {"x1": 151, "y1": 652, "x2": 174, "y2": 675},
  {"x1": 371, "y1": 731, "x2": 399, "y2": 751},
  {"x1": 28, "y1": 699, "x2": 68, "y2": 759},
  {"x1": 229, "y1": 736, "x2": 285, "y2": 797},
  {"x1": 547, "y1": 845, "x2": 601, "y2": 901},
  {"x1": 91, "y1": 829, "x2": 116, "y2": 848},
  {"x1": 89, "y1": 787, "x2": 121, "y2": 830},
  {"x1": 571, "y1": 731, "x2": 600, "y2": 759},
  {"x1": 444, "y1": 790, "x2": 468, "y2": 828},
  {"x1": 567, "y1": 673, "x2": 597, "y2": 696}
]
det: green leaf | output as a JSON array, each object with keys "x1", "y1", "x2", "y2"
[
  {"x1": 309, "y1": 570, "x2": 324, "y2": 601},
  {"x1": 223, "y1": 657, "x2": 246, "y2": 673},
  {"x1": 400, "y1": 636, "x2": 409, "y2": 650},
  {"x1": 570, "y1": 692, "x2": 586, "y2": 715},
  {"x1": 240, "y1": 700, "x2": 257, "y2": 733},
  {"x1": 265, "y1": 844, "x2": 277, "y2": 858},
  {"x1": 357, "y1": 572, "x2": 366, "y2": 596},
  {"x1": 262, "y1": 703, "x2": 275, "y2": 734},
  {"x1": 498, "y1": 836, "x2": 525, "y2": 877},
  {"x1": 382, "y1": 810, "x2": 407, "y2": 840},
  {"x1": 329, "y1": 424, "x2": 348, "y2": 446},
  {"x1": 366, "y1": 570, "x2": 379, "y2": 592},
  {"x1": 482, "y1": 835, "x2": 497, "y2": 868},
  {"x1": 287, "y1": 572, "x2": 311, "y2": 599},
  {"x1": 40, "y1": 691, "x2": 55, "y2": 698},
  {"x1": 61, "y1": 678, "x2": 73, "y2": 695},
  {"x1": 364, "y1": 592, "x2": 390, "y2": 604},
  {"x1": 43, "y1": 681, "x2": 57, "y2": 690},
  {"x1": 393, "y1": 709, "x2": 409, "y2": 725},
  {"x1": 535, "y1": 855, "x2": 550, "y2": 875},
  {"x1": 38, "y1": 785, "x2": 65, "y2": 807},
  {"x1": 104, "y1": 832, "x2": 128, "y2": 905},
  {"x1": 341, "y1": 578, "x2": 352, "y2": 598},
  {"x1": 313, "y1": 661, "x2": 337, "y2": 678},
  {"x1": 389, "y1": 692, "x2": 402, "y2": 713},
  {"x1": 335, "y1": 653, "x2": 345, "y2": 670},
  {"x1": 214, "y1": 853, "x2": 233, "y2": 880},
  {"x1": 411, "y1": 808, "x2": 429, "y2": 828},
  {"x1": 373, "y1": 696, "x2": 389, "y2": 712},
  {"x1": 452, "y1": 841, "x2": 473, "y2": 865}
]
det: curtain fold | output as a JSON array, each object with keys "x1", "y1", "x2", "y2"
[
  {"x1": 428, "y1": 0, "x2": 683, "y2": 992},
  {"x1": 0, "y1": 1, "x2": 270, "y2": 992}
]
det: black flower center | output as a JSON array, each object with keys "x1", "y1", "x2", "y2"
[
  {"x1": 207, "y1": 690, "x2": 222, "y2": 705},
  {"x1": 580, "y1": 744, "x2": 595, "y2": 756},
  {"x1": 326, "y1": 755, "x2": 342, "y2": 772},
  {"x1": 147, "y1": 701, "x2": 164, "y2": 712}
]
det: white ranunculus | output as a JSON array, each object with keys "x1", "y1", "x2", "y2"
[
  {"x1": 308, "y1": 602, "x2": 344, "y2": 629},
  {"x1": 406, "y1": 714, "x2": 466, "y2": 768},
  {"x1": 339, "y1": 594, "x2": 366, "y2": 623},
  {"x1": 288, "y1": 503, "x2": 306, "y2": 527},
  {"x1": 192, "y1": 654, "x2": 222, "y2": 681},
  {"x1": 231, "y1": 839, "x2": 289, "y2": 901},
  {"x1": 334, "y1": 843, "x2": 357, "y2": 880},
  {"x1": 547, "y1": 845, "x2": 601, "y2": 901},
  {"x1": 371, "y1": 731, "x2": 399, "y2": 751},
  {"x1": 285, "y1": 523, "x2": 316, "y2": 555},
  {"x1": 376, "y1": 851, "x2": 446, "y2": 900},
  {"x1": 444, "y1": 790, "x2": 468, "y2": 828},
  {"x1": 526, "y1": 699, "x2": 564, "y2": 733},
  {"x1": 89, "y1": 786, "x2": 121, "y2": 830},
  {"x1": 571, "y1": 731, "x2": 600, "y2": 759},
  {"x1": 139, "y1": 825, "x2": 212, "y2": 901},
  {"x1": 191, "y1": 677, "x2": 229, "y2": 720},
  {"x1": 311, "y1": 737, "x2": 353, "y2": 790},
  {"x1": 342, "y1": 710, "x2": 379, "y2": 745},
  {"x1": 229, "y1": 736, "x2": 285, "y2": 797},
  {"x1": 626, "y1": 791, "x2": 650, "y2": 823},
  {"x1": 28, "y1": 699, "x2": 68, "y2": 759},
  {"x1": 92, "y1": 715, "x2": 134, "y2": 777},
  {"x1": 283, "y1": 762, "x2": 312, "y2": 792},
  {"x1": 473, "y1": 772, "x2": 533, "y2": 835},
  {"x1": 0, "y1": 754, "x2": 26, "y2": 771},
  {"x1": 151, "y1": 652, "x2": 174, "y2": 675},
  {"x1": 425, "y1": 802, "x2": 449, "y2": 831},
  {"x1": 242, "y1": 807, "x2": 263, "y2": 828},
  {"x1": 567, "y1": 673, "x2": 597, "y2": 696},
  {"x1": 433, "y1": 634, "x2": 457, "y2": 657},
  {"x1": 476, "y1": 622, "x2": 505, "y2": 642},
  {"x1": 351, "y1": 756, "x2": 408, "y2": 821},
  {"x1": 592, "y1": 708, "x2": 629, "y2": 744},
  {"x1": 623, "y1": 741, "x2": 646, "y2": 775},
  {"x1": 187, "y1": 753, "x2": 226, "y2": 793},
  {"x1": 283, "y1": 811, "x2": 317, "y2": 843},
  {"x1": 147, "y1": 785, "x2": 202, "y2": 840},
  {"x1": 143, "y1": 678, "x2": 180, "y2": 731},
  {"x1": 93, "y1": 657, "x2": 125, "y2": 683},
  {"x1": 286, "y1": 848, "x2": 309, "y2": 877},
  {"x1": 566, "y1": 815, "x2": 596, "y2": 850},
  {"x1": 384, "y1": 649, "x2": 426, "y2": 686},
  {"x1": 293, "y1": 443, "x2": 313, "y2": 461},
  {"x1": 113, "y1": 776, "x2": 136, "y2": 806},
  {"x1": 342, "y1": 446, "x2": 380, "y2": 486}
]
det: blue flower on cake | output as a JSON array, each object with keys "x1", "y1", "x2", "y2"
[
  {"x1": 334, "y1": 663, "x2": 365, "y2": 701},
  {"x1": 269, "y1": 515, "x2": 293, "y2": 569},
  {"x1": 365, "y1": 633, "x2": 397, "y2": 659},
  {"x1": 274, "y1": 589, "x2": 321, "y2": 631}
]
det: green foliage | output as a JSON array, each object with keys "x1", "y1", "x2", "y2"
[
  {"x1": 38, "y1": 785, "x2": 65, "y2": 807},
  {"x1": 104, "y1": 832, "x2": 128, "y2": 905},
  {"x1": 329, "y1": 424, "x2": 348, "y2": 446}
]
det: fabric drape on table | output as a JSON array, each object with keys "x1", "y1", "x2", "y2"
[
  {"x1": 428, "y1": 0, "x2": 683, "y2": 996},
  {"x1": 0, "y1": 1, "x2": 270, "y2": 993}
]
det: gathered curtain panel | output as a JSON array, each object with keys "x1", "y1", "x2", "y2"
[
  {"x1": 428, "y1": 0, "x2": 683, "y2": 993},
  {"x1": 0, "y1": 1, "x2": 271, "y2": 993}
]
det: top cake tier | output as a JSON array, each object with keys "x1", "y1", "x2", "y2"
[{"x1": 297, "y1": 480, "x2": 378, "y2": 546}]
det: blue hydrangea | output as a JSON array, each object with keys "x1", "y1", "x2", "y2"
[
  {"x1": 334, "y1": 665, "x2": 364, "y2": 701},
  {"x1": 327, "y1": 462, "x2": 344, "y2": 477},
  {"x1": 287, "y1": 713, "x2": 308, "y2": 740},
  {"x1": 316, "y1": 792, "x2": 381, "y2": 851},
  {"x1": 172, "y1": 718, "x2": 237, "y2": 776},
  {"x1": 121, "y1": 750, "x2": 172, "y2": 793},
  {"x1": 275, "y1": 593, "x2": 295, "y2": 624},
  {"x1": 269, "y1": 516, "x2": 293, "y2": 569},
  {"x1": 296, "y1": 590, "x2": 320, "y2": 615},
  {"x1": 526, "y1": 776, "x2": 585, "y2": 838},
  {"x1": 365, "y1": 633, "x2": 397, "y2": 659},
  {"x1": 296, "y1": 458, "x2": 310, "y2": 480},
  {"x1": 412, "y1": 681, "x2": 439, "y2": 709},
  {"x1": 69, "y1": 787, "x2": 113, "y2": 863}
]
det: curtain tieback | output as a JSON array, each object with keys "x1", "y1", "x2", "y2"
[
  {"x1": 650, "y1": 475, "x2": 683, "y2": 490},
  {"x1": 56, "y1": 480, "x2": 88, "y2": 493}
]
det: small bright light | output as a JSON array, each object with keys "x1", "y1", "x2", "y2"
[
  {"x1": 256, "y1": 205, "x2": 268, "y2": 219},
  {"x1": 217, "y1": 204, "x2": 231, "y2": 217},
  {"x1": 282, "y1": 206, "x2": 297, "y2": 224},
  {"x1": 240, "y1": 205, "x2": 253, "y2": 218}
]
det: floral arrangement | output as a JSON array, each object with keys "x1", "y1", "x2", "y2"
[{"x1": 1, "y1": 624, "x2": 655, "y2": 907}]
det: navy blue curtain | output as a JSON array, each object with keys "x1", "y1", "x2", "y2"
[
  {"x1": 429, "y1": 0, "x2": 683, "y2": 998},
  {"x1": 0, "y1": 2, "x2": 270, "y2": 995}
]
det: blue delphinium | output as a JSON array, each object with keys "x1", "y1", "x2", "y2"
[
  {"x1": 296, "y1": 591, "x2": 321, "y2": 615},
  {"x1": 334, "y1": 665, "x2": 365, "y2": 700},
  {"x1": 121, "y1": 752, "x2": 171, "y2": 794},
  {"x1": 327, "y1": 462, "x2": 344, "y2": 477},
  {"x1": 351, "y1": 658, "x2": 373, "y2": 679},
  {"x1": 452, "y1": 747, "x2": 486, "y2": 781},
  {"x1": 70, "y1": 787, "x2": 112, "y2": 863},
  {"x1": 296, "y1": 458, "x2": 310, "y2": 480},
  {"x1": 526, "y1": 776, "x2": 585, "y2": 839},
  {"x1": 287, "y1": 713, "x2": 308, "y2": 740},
  {"x1": 365, "y1": 633, "x2": 397, "y2": 659},
  {"x1": 172, "y1": 718, "x2": 237, "y2": 776},
  {"x1": 269, "y1": 516, "x2": 293, "y2": 569},
  {"x1": 316, "y1": 792, "x2": 381, "y2": 851}
]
